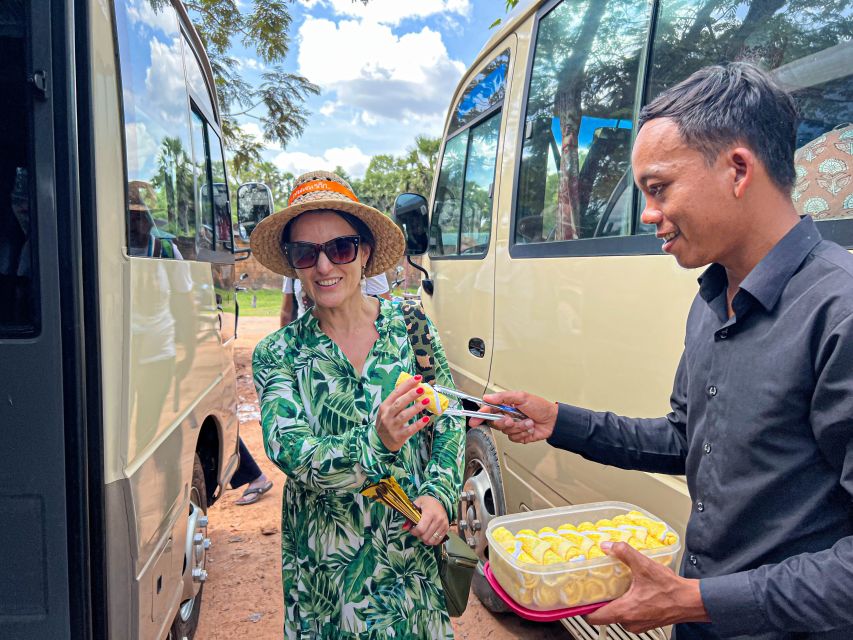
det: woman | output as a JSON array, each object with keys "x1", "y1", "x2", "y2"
[{"x1": 250, "y1": 170, "x2": 464, "y2": 639}]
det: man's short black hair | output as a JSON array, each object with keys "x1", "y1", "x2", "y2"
[{"x1": 639, "y1": 62, "x2": 799, "y2": 191}]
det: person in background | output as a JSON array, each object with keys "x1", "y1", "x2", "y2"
[
  {"x1": 280, "y1": 271, "x2": 392, "y2": 327},
  {"x1": 472, "y1": 63, "x2": 853, "y2": 639}
]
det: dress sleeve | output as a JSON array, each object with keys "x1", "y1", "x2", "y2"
[
  {"x1": 546, "y1": 350, "x2": 690, "y2": 475},
  {"x1": 417, "y1": 316, "x2": 465, "y2": 519},
  {"x1": 253, "y1": 335, "x2": 397, "y2": 492}
]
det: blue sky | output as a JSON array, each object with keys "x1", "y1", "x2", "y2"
[{"x1": 231, "y1": 0, "x2": 509, "y2": 178}]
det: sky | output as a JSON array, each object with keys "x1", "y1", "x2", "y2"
[{"x1": 231, "y1": 0, "x2": 511, "y2": 178}]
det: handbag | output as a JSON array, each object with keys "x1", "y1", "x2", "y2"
[{"x1": 402, "y1": 301, "x2": 478, "y2": 617}]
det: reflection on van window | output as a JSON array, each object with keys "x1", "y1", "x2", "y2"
[
  {"x1": 515, "y1": 0, "x2": 649, "y2": 245},
  {"x1": 460, "y1": 114, "x2": 500, "y2": 255},
  {"x1": 449, "y1": 51, "x2": 509, "y2": 134},
  {"x1": 182, "y1": 35, "x2": 215, "y2": 118},
  {"x1": 115, "y1": 0, "x2": 197, "y2": 259},
  {"x1": 431, "y1": 132, "x2": 467, "y2": 255},
  {"x1": 208, "y1": 129, "x2": 232, "y2": 249},
  {"x1": 0, "y1": 3, "x2": 35, "y2": 330},
  {"x1": 649, "y1": 1, "x2": 853, "y2": 221}
]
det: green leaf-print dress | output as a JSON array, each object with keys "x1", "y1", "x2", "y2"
[{"x1": 253, "y1": 299, "x2": 465, "y2": 639}]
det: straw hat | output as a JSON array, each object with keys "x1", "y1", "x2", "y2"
[{"x1": 250, "y1": 170, "x2": 405, "y2": 278}]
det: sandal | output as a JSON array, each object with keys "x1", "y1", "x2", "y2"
[{"x1": 235, "y1": 480, "x2": 273, "y2": 505}]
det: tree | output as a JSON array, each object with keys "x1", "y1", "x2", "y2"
[{"x1": 176, "y1": 0, "x2": 320, "y2": 161}]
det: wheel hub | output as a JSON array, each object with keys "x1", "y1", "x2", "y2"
[
  {"x1": 179, "y1": 489, "x2": 210, "y2": 622},
  {"x1": 458, "y1": 460, "x2": 498, "y2": 563}
]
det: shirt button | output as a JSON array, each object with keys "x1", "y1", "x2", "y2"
[
  {"x1": 708, "y1": 385, "x2": 718, "y2": 397},
  {"x1": 697, "y1": 501, "x2": 705, "y2": 512},
  {"x1": 718, "y1": 329, "x2": 728, "y2": 340},
  {"x1": 703, "y1": 442, "x2": 712, "y2": 455},
  {"x1": 689, "y1": 554, "x2": 698, "y2": 566}
]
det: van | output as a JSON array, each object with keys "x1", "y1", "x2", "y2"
[
  {"x1": 0, "y1": 1, "x2": 270, "y2": 638},
  {"x1": 393, "y1": 1, "x2": 853, "y2": 638}
]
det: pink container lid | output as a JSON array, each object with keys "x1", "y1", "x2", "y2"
[{"x1": 483, "y1": 562, "x2": 610, "y2": 622}]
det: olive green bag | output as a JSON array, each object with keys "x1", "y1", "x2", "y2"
[{"x1": 402, "y1": 301, "x2": 478, "y2": 617}]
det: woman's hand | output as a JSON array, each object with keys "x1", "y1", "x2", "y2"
[
  {"x1": 467, "y1": 390, "x2": 558, "y2": 444},
  {"x1": 409, "y1": 495, "x2": 449, "y2": 546},
  {"x1": 375, "y1": 374, "x2": 431, "y2": 452}
]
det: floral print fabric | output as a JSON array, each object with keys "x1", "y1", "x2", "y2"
[{"x1": 253, "y1": 298, "x2": 464, "y2": 639}]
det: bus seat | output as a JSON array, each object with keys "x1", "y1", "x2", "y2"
[{"x1": 792, "y1": 123, "x2": 853, "y2": 220}]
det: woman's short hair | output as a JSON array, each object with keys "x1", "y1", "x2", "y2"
[{"x1": 639, "y1": 62, "x2": 799, "y2": 191}]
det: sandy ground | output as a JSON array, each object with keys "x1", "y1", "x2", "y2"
[{"x1": 195, "y1": 316, "x2": 569, "y2": 640}]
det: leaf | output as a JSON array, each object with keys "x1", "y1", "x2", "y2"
[
  {"x1": 341, "y1": 541, "x2": 376, "y2": 601},
  {"x1": 489, "y1": 18, "x2": 502, "y2": 29}
]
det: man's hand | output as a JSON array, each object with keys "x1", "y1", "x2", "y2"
[
  {"x1": 586, "y1": 542, "x2": 710, "y2": 634},
  {"x1": 467, "y1": 391, "x2": 558, "y2": 444}
]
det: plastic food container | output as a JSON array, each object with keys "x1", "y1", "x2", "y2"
[{"x1": 486, "y1": 501, "x2": 681, "y2": 612}]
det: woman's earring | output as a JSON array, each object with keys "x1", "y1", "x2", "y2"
[{"x1": 361, "y1": 264, "x2": 366, "y2": 280}]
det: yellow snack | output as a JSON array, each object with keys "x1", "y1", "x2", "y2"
[
  {"x1": 517, "y1": 534, "x2": 551, "y2": 563},
  {"x1": 584, "y1": 578, "x2": 609, "y2": 602},
  {"x1": 612, "y1": 514, "x2": 630, "y2": 525},
  {"x1": 626, "y1": 536, "x2": 647, "y2": 550},
  {"x1": 395, "y1": 372, "x2": 450, "y2": 415},
  {"x1": 539, "y1": 532, "x2": 573, "y2": 558},
  {"x1": 580, "y1": 530, "x2": 612, "y2": 545},
  {"x1": 538, "y1": 526, "x2": 557, "y2": 535},
  {"x1": 644, "y1": 536, "x2": 664, "y2": 549},
  {"x1": 561, "y1": 578, "x2": 584, "y2": 606},
  {"x1": 587, "y1": 546, "x2": 606, "y2": 559},
  {"x1": 577, "y1": 521, "x2": 595, "y2": 532},
  {"x1": 560, "y1": 530, "x2": 595, "y2": 553},
  {"x1": 598, "y1": 526, "x2": 631, "y2": 542},
  {"x1": 534, "y1": 584, "x2": 560, "y2": 608},
  {"x1": 595, "y1": 518, "x2": 615, "y2": 528},
  {"x1": 564, "y1": 546, "x2": 586, "y2": 561},
  {"x1": 557, "y1": 522, "x2": 577, "y2": 532},
  {"x1": 619, "y1": 524, "x2": 648, "y2": 543},
  {"x1": 515, "y1": 587, "x2": 534, "y2": 606},
  {"x1": 517, "y1": 528, "x2": 537, "y2": 537},
  {"x1": 541, "y1": 550, "x2": 562, "y2": 565},
  {"x1": 492, "y1": 526, "x2": 515, "y2": 545},
  {"x1": 608, "y1": 573, "x2": 631, "y2": 597}
]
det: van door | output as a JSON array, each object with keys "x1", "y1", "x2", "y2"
[
  {"x1": 0, "y1": 1, "x2": 97, "y2": 637},
  {"x1": 424, "y1": 45, "x2": 515, "y2": 397}
]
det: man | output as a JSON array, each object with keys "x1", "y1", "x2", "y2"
[
  {"x1": 279, "y1": 272, "x2": 393, "y2": 327},
  {"x1": 472, "y1": 63, "x2": 853, "y2": 639}
]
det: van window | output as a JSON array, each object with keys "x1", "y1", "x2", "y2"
[
  {"x1": 431, "y1": 111, "x2": 502, "y2": 257},
  {"x1": 190, "y1": 109, "x2": 213, "y2": 252},
  {"x1": 182, "y1": 35, "x2": 215, "y2": 120},
  {"x1": 514, "y1": 0, "x2": 650, "y2": 245},
  {"x1": 0, "y1": 8, "x2": 35, "y2": 330},
  {"x1": 647, "y1": 1, "x2": 853, "y2": 221},
  {"x1": 208, "y1": 129, "x2": 232, "y2": 249},
  {"x1": 116, "y1": 0, "x2": 196, "y2": 260},
  {"x1": 449, "y1": 50, "x2": 509, "y2": 134}
]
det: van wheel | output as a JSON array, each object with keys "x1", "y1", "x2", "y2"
[
  {"x1": 170, "y1": 454, "x2": 210, "y2": 640},
  {"x1": 459, "y1": 426, "x2": 510, "y2": 613}
]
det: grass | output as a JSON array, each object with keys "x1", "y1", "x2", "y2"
[
  {"x1": 236, "y1": 288, "x2": 283, "y2": 317},
  {"x1": 236, "y1": 286, "x2": 422, "y2": 318}
]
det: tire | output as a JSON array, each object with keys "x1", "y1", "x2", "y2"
[
  {"x1": 169, "y1": 454, "x2": 209, "y2": 640},
  {"x1": 460, "y1": 426, "x2": 510, "y2": 613}
]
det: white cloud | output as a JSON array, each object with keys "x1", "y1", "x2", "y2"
[
  {"x1": 236, "y1": 56, "x2": 266, "y2": 71},
  {"x1": 126, "y1": 0, "x2": 177, "y2": 34},
  {"x1": 145, "y1": 37, "x2": 190, "y2": 126},
  {"x1": 237, "y1": 121, "x2": 282, "y2": 151},
  {"x1": 298, "y1": 18, "x2": 464, "y2": 123},
  {"x1": 272, "y1": 145, "x2": 372, "y2": 178},
  {"x1": 299, "y1": 0, "x2": 471, "y2": 26},
  {"x1": 124, "y1": 121, "x2": 160, "y2": 179},
  {"x1": 319, "y1": 101, "x2": 339, "y2": 117}
]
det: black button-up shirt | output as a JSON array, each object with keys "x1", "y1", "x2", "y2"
[{"x1": 548, "y1": 217, "x2": 853, "y2": 639}]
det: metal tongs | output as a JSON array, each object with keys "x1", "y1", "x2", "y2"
[{"x1": 434, "y1": 385, "x2": 528, "y2": 422}]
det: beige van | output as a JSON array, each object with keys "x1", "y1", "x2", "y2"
[
  {"x1": 393, "y1": 1, "x2": 853, "y2": 638},
  {"x1": 0, "y1": 2, "x2": 273, "y2": 639}
]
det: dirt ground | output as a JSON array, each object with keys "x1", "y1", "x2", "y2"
[{"x1": 195, "y1": 316, "x2": 569, "y2": 640}]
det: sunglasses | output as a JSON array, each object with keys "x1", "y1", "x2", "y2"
[{"x1": 283, "y1": 235, "x2": 361, "y2": 270}]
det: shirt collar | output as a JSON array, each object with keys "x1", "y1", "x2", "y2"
[{"x1": 697, "y1": 216, "x2": 822, "y2": 312}]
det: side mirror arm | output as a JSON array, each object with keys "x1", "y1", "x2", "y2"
[{"x1": 234, "y1": 247, "x2": 251, "y2": 262}]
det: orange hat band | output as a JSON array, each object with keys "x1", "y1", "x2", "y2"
[{"x1": 288, "y1": 179, "x2": 360, "y2": 206}]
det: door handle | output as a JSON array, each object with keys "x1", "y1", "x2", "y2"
[{"x1": 468, "y1": 338, "x2": 485, "y2": 358}]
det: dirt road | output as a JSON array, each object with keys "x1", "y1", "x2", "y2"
[{"x1": 195, "y1": 316, "x2": 569, "y2": 639}]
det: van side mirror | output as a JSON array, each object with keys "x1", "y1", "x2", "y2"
[
  {"x1": 237, "y1": 182, "x2": 275, "y2": 241},
  {"x1": 392, "y1": 193, "x2": 429, "y2": 256}
]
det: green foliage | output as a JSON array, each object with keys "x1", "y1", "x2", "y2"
[
  {"x1": 182, "y1": 0, "x2": 319, "y2": 159},
  {"x1": 490, "y1": 0, "x2": 521, "y2": 29}
]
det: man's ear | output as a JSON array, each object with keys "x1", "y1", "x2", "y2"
[{"x1": 728, "y1": 146, "x2": 755, "y2": 199}]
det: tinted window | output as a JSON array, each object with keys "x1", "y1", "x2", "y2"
[
  {"x1": 430, "y1": 132, "x2": 467, "y2": 256},
  {"x1": 208, "y1": 129, "x2": 232, "y2": 249},
  {"x1": 460, "y1": 114, "x2": 500, "y2": 255},
  {"x1": 182, "y1": 35, "x2": 215, "y2": 119},
  {"x1": 190, "y1": 109, "x2": 213, "y2": 252},
  {"x1": 648, "y1": 1, "x2": 853, "y2": 221},
  {"x1": 515, "y1": 0, "x2": 649, "y2": 245},
  {"x1": 449, "y1": 50, "x2": 509, "y2": 134},
  {"x1": 0, "y1": 6, "x2": 35, "y2": 330},
  {"x1": 115, "y1": 0, "x2": 196, "y2": 259}
]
